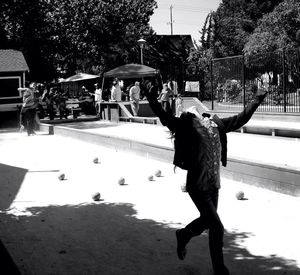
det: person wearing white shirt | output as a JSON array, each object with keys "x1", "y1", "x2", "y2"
[
  {"x1": 129, "y1": 81, "x2": 140, "y2": 116},
  {"x1": 93, "y1": 83, "x2": 103, "y2": 118},
  {"x1": 111, "y1": 80, "x2": 122, "y2": 102}
]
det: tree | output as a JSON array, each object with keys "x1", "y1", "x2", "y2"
[
  {"x1": 0, "y1": 0, "x2": 157, "y2": 81},
  {"x1": 1, "y1": 0, "x2": 56, "y2": 81},
  {"x1": 185, "y1": 45, "x2": 214, "y2": 100},
  {"x1": 243, "y1": 0, "x2": 300, "y2": 88},
  {"x1": 210, "y1": 0, "x2": 285, "y2": 57},
  {"x1": 45, "y1": 0, "x2": 157, "y2": 77},
  {"x1": 244, "y1": 0, "x2": 300, "y2": 57}
]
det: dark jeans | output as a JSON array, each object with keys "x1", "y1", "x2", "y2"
[
  {"x1": 183, "y1": 188, "x2": 227, "y2": 274},
  {"x1": 23, "y1": 108, "x2": 36, "y2": 135}
]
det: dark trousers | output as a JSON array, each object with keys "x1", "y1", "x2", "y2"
[
  {"x1": 23, "y1": 108, "x2": 36, "y2": 135},
  {"x1": 161, "y1": 101, "x2": 171, "y2": 114},
  {"x1": 183, "y1": 188, "x2": 227, "y2": 274},
  {"x1": 47, "y1": 106, "x2": 56, "y2": 120},
  {"x1": 95, "y1": 102, "x2": 104, "y2": 119},
  {"x1": 59, "y1": 105, "x2": 68, "y2": 119}
]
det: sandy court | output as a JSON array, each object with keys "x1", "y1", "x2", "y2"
[{"x1": 0, "y1": 130, "x2": 300, "y2": 275}]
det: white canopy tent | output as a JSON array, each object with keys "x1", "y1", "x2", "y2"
[{"x1": 61, "y1": 73, "x2": 99, "y2": 83}]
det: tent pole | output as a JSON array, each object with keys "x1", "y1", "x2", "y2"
[{"x1": 101, "y1": 76, "x2": 105, "y2": 94}]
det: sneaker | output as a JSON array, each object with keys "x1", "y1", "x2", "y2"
[{"x1": 176, "y1": 229, "x2": 187, "y2": 260}]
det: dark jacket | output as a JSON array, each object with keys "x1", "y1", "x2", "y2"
[{"x1": 146, "y1": 92, "x2": 267, "y2": 169}]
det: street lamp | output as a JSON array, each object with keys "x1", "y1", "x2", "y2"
[{"x1": 137, "y1": 38, "x2": 146, "y2": 65}]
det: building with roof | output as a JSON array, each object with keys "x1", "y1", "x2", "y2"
[{"x1": 0, "y1": 49, "x2": 29, "y2": 112}]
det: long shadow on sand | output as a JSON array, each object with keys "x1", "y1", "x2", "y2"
[
  {"x1": 0, "y1": 163, "x2": 28, "y2": 210},
  {"x1": 0, "y1": 202, "x2": 299, "y2": 275}
]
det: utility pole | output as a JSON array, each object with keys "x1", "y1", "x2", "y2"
[{"x1": 167, "y1": 5, "x2": 174, "y2": 35}]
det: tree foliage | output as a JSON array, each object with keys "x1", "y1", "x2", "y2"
[
  {"x1": 205, "y1": 0, "x2": 285, "y2": 57},
  {"x1": 0, "y1": 0, "x2": 157, "y2": 81},
  {"x1": 1, "y1": 0, "x2": 56, "y2": 80},
  {"x1": 46, "y1": 0, "x2": 156, "y2": 75},
  {"x1": 244, "y1": 0, "x2": 300, "y2": 57}
]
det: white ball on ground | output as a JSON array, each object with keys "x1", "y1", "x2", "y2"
[
  {"x1": 58, "y1": 173, "x2": 65, "y2": 180},
  {"x1": 118, "y1": 177, "x2": 125, "y2": 185},
  {"x1": 154, "y1": 169, "x2": 162, "y2": 177},
  {"x1": 93, "y1": 157, "x2": 99, "y2": 164},
  {"x1": 236, "y1": 191, "x2": 245, "y2": 200},
  {"x1": 92, "y1": 192, "x2": 101, "y2": 201},
  {"x1": 148, "y1": 175, "x2": 154, "y2": 181}
]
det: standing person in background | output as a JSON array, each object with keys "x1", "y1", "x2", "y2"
[
  {"x1": 168, "y1": 79, "x2": 177, "y2": 115},
  {"x1": 148, "y1": 78, "x2": 160, "y2": 98},
  {"x1": 129, "y1": 81, "x2": 140, "y2": 116},
  {"x1": 43, "y1": 87, "x2": 57, "y2": 120},
  {"x1": 157, "y1": 83, "x2": 173, "y2": 114},
  {"x1": 111, "y1": 79, "x2": 122, "y2": 102},
  {"x1": 93, "y1": 83, "x2": 103, "y2": 118},
  {"x1": 167, "y1": 79, "x2": 173, "y2": 92},
  {"x1": 18, "y1": 82, "x2": 39, "y2": 136},
  {"x1": 28, "y1": 82, "x2": 41, "y2": 131},
  {"x1": 80, "y1": 86, "x2": 93, "y2": 114},
  {"x1": 144, "y1": 87, "x2": 268, "y2": 275},
  {"x1": 79, "y1": 86, "x2": 87, "y2": 98},
  {"x1": 175, "y1": 94, "x2": 184, "y2": 117},
  {"x1": 57, "y1": 90, "x2": 68, "y2": 120},
  {"x1": 35, "y1": 84, "x2": 46, "y2": 119},
  {"x1": 119, "y1": 79, "x2": 124, "y2": 99}
]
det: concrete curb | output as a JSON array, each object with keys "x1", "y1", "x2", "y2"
[{"x1": 223, "y1": 157, "x2": 300, "y2": 196}]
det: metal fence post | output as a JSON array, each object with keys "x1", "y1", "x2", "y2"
[
  {"x1": 282, "y1": 49, "x2": 287, "y2": 112},
  {"x1": 242, "y1": 55, "x2": 246, "y2": 109},
  {"x1": 210, "y1": 59, "x2": 214, "y2": 110}
]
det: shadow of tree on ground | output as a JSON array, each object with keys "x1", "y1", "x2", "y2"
[
  {"x1": 0, "y1": 163, "x2": 27, "y2": 210},
  {"x1": 0, "y1": 202, "x2": 299, "y2": 275}
]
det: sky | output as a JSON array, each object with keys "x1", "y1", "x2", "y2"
[{"x1": 149, "y1": 0, "x2": 221, "y2": 43}]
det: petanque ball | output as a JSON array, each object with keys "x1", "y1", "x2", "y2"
[
  {"x1": 118, "y1": 177, "x2": 125, "y2": 185},
  {"x1": 92, "y1": 192, "x2": 101, "y2": 201},
  {"x1": 58, "y1": 173, "x2": 65, "y2": 180},
  {"x1": 236, "y1": 191, "x2": 245, "y2": 200},
  {"x1": 148, "y1": 175, "x2": 154, "y2": 181},
  {"x1": 93, "y1": 157, "x2": 99, "y2": 164},
  {"x1": 154, "y1": 169, "x2": 162, "y2": 177}
]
